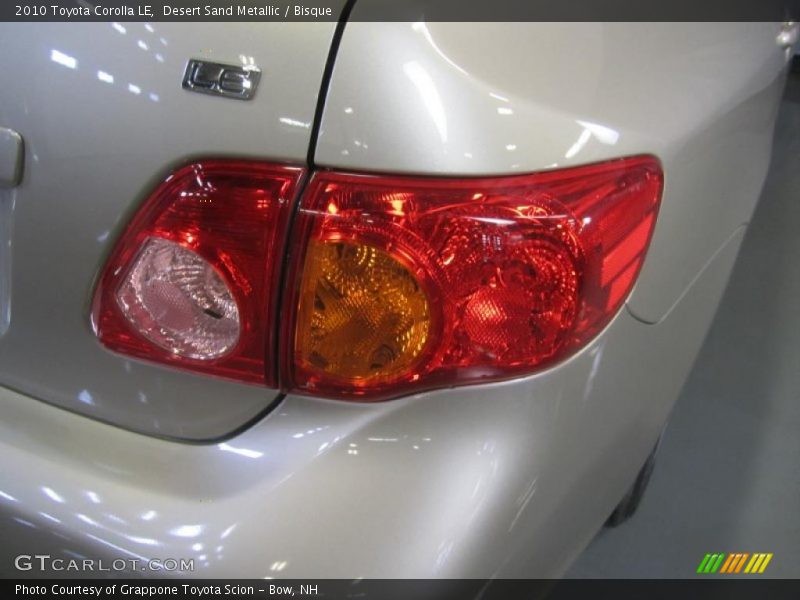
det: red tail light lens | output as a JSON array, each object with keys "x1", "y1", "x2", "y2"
[
  {"x1": 283, "y1": 156, "x2": 662, "y2": 400},
  {"x1": 93, "y1": 156, "x2": 661, "y2": 398},
  {"x1": 91, "y1": 161, "x2": 304, "y2": 384}
]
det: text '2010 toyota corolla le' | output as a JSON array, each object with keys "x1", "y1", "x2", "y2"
[{"x1": 0, "y1": 14, "x2": 795, "y2": 579}]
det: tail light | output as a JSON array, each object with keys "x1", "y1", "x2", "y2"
[
  {"x1": 91, "y1": 161, "x2": 304, "y2": 384},
  {"x1": 282, "y1": 156, "x2": 662, "y2": 400},
  {"x1": 93, "y1": 156, "x2": 661, "y2": 399}
]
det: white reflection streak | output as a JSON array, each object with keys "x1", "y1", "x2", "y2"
[
  {"x1": 170, "y1": 524, "x2": 204, "y2": 538},
  {"x1": 39, "y1": 512, "x2": 61, "y2": 524},
  {"x1": 14, "y1": 517, "x2": 36, "y2": 528},
  {"x1": 411, "y1": 22, "x2": 468, "y2": 76},
  {"x1": 279, "y1": 117, "x2": 311, "y2": 129},
  {"x1": 220, "y1": 524, "x2": 237, "y2": 539},
  {"x1": 566, "y1": 120, "x2": 620, "y2": 159},
  {"x1": 508, "y1": 478, "x2": 538, "y2": 532},
  {"x1": 434, "y1": 540, "x2": 454, "y2": 572},
  {"x1": 42, "y1": 487, "x2": 65, "y2": 503},
  {"x1": 565, "y1": 129, "x2": 592, "y2": 159},
  {"x1": 489, "y1": 92, "x2": 510, "y2": 102},
  {"x1": 128, "y1": 535, "x2": 161, "y2": 546},
  {"x1": 218, "y1": 443, "x2": 263, "y2": 459},
  {"x1": 50, "y1": 49, "x2": 77, "y2": 70},
  {"x1": 97, "y1": 70, "x2": 114, "y2": 84},
  {"x1": 403, "y1": 61, "x2": 447, "y2": 144},
  {"x1": 576, "y1": 120, "x2": 620, "y2": 145},
  {"x1": 106, "y1": 513, "x2": 127, "y2": 525},
  {"x1": 77, "y1": 513, "x2": 99, "y2": 526},
  {"x1": 582, "y1": 345, "x2": 605, "y2": 400},
  {"x1": 468, "y1": 216, "x2": 516, "y2": 227},
  {"x1": 0, "y1": 490, "x2": 18, "y2": 502}
]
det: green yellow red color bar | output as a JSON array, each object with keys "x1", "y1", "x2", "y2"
[{"x1": 696, "y1": 553, "x2": 773, "y2": 574}]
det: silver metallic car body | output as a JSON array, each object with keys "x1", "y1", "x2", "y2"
[
  {"x1": 0, "y1": 21, "x2": 341, "y2": 440},
  {"x1": 0, "y1": 19, "x2": 792, "y2": 577}
]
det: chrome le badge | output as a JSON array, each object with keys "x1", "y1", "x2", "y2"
[{"x1": 182, "y1": 59, "x2": 261, "y2": 100}]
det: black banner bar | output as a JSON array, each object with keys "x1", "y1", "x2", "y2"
[
  {"x1": 6, "y1": 580, "x2": 800, "y2": 600},
  {"x1": 2, "y1": 0, "x2": 799, "y2": 22}
]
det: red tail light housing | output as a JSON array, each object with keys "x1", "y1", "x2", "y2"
[
  {"x1": 93, "y1": 156, "x2": 662, "y2": 399},
  {"x1": 91, "y1": 161, "x2": 304, "y2": 384},
  {"x1": 282, "y1": 156, "x2": 662, "y2": 399}
]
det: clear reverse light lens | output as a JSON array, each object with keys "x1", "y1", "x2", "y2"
[
  {"x1": 116, "y1": 237, "x2": 240, "y2": 360},
  {"x1": 92, "y1": 160, "x2": 304, "y2": 384}
]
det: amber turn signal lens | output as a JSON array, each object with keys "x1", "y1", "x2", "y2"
[{"x1": 295, "y1": 240, "x2": 431, "y2": 384}]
